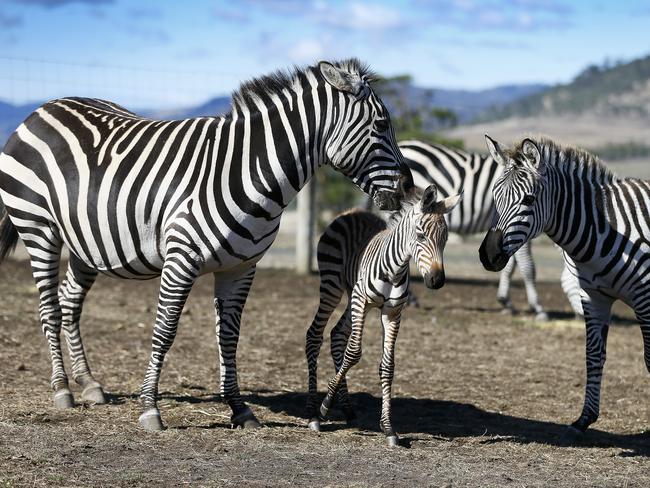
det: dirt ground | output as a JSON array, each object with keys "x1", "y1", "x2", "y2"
[{"x1": 0, "y1": 258, "x2": 648, "y2": 487}]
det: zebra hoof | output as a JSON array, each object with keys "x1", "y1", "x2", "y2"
[
  {"x1": 308, "y1": 417, "x2": 321, "y2": 432},
  {"x1": 81, "y1": 385, "x2": 107, "y2": 405},
  {"x1": 559, "y1": 425, "x2": 584, "y2": 445},
  {"x1": 231, "y1": 408, "x2": 261, "y2": 429},
  {"x1": 535, "y1": 312, "x2": 549, "y2": 322},
  {"x1": 53, "y1": 388, "x2": 75, "y2": 409},
  {"x1": 320, "y1": 396, "x2": 333, "y2": 418},
  {"x1": 386, "y1": 435, "x2": 399, "y2": 447},
  {"x1": 139, "y1": 408, "x2": 164, "y2": 432}
]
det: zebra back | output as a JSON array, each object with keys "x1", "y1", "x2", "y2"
[
  {"x1": 316, "y1": 209, "x2": 387, "y2": 290},
  {"x1": 399, "y1": 140, "x2": 502, "y2": 234}
]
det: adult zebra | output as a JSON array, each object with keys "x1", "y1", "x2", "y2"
[
  {"x1": 479, "y1": 135, "x2": 650, "y2": 440},
  {"x1": 400, "y1": 140, "x2": 583, "y2": 320},
  {"x1": 0, "y1": 59, "x2": 410, "y2": 431}
]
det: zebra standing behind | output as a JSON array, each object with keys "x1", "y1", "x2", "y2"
[
  {"x1": 400, "y1": 140, "x2": 583, "y2": 320},
  {"x1": 0, "y1": 59, "x2": 410, "y2": 432},
  {"x1": 305, "y1": 184, "x2": 461, "y2": 446},
  {"x1": 479, "y1": 135, "x2": 650, "y2": 441}
]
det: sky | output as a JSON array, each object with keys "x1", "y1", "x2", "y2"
[{"x1": 1, "y1": 0, "x2": 649, "y2": 109}]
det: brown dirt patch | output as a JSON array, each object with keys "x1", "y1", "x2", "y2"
[{"x1": 0, "y1": 259, "x2": 648, "y2": 487}]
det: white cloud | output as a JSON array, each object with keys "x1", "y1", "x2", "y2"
[{"x1": 288, "y1": 39, "x2": 326, "y2": 63}]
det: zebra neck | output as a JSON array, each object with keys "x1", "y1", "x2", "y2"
[
  {"x1": 379, "y1": 218, "x2": 412, "y2": 279},
  {"x1": 217, "y1": 94, "x2": 325, "y2": 218},
  {"x1": 544, "y1": 164, "x2": 613, "y2": 263}
]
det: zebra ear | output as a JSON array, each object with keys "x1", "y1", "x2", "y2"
[
  {"x1": 319, "y1": 61, "x2": 356, "y2": 94},
  {"x1": 420, "y1": 184, "x2": 438, "y2": 213},
  {"x1": 521, "y1": 138, "x2": 545, "y2": 174},
  {"x1": 485, "y1": 134, "x2": 507, "y2": 166},
  {"x1": 435, "y1": 191, "x2": 462, "y2": 215}
]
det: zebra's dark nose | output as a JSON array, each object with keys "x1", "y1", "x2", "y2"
[
  {"x1": 425, "y1": 267, "x2": 445, "y2": 289},
  {"x1": 479, "y1": 229, "x2": 509, "y2": 271}
]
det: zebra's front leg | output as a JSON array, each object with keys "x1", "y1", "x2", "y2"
[
  {"x1": 214, "y1": 267, "x2": 260, "y2": 429},
  {"x1": 59, "y1": 256, "x2": 105, "y2": 404},
  {"x1": 514, "y1": 242, "x2": 548, "y2": 321},
  {"x1": 562, "y1": 292, "x2": 613, "y2": 442},
  {"x1": 378, "y1": 307, "x2": 403, "y2": 447},
  {"x1": 139, "y1": 250, "x2": 199, "y2": 431},
  {"x1": 496, "y1": 255, "x2": 516, "y2": 315},
  {"x1": 329, "y1": 306, "x2": 356, "y2": 425},
  {"x1": 320, "y1": 294, "x2": 367, "y2": 419}
]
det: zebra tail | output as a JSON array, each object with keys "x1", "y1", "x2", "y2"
[{"x1": 0, "y1": 205, "x2": 18, "y2": 265}]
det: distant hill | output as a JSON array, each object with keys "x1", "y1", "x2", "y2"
[{"x1": 479, "y1": 54, "x2": 650, "y2": 121}]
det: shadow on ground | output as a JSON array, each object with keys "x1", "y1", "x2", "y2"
[{"x1": 241, "y1": 391, "x2": 650, "y2": 456}]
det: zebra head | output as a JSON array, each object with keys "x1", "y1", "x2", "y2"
[
  {"x1": 409, "y1": 184, "x2": 462, "y2": 289},
  {"x1": 479, "y1": 135, "x2": 548, "y2": 272},
  {"x1": 318, "y1": 60, "x2": 411, "y2": 211}
]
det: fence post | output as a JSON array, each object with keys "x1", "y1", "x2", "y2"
[{"x1": 296, "y1": 179, "x2": 315, "y2": 274}]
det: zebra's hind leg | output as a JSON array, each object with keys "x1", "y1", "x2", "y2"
[
  {"x1": 213, "y1": 267, "x2": 261, "y2": 429},
  {"x1": 60, "y1": 255, "x2": 105, "y2": 404},
  {"x1": 22, "y1": 226, "x2": 73, "y2": 408},
  {"x1": 321, "y1": 292, "x2": 367, "y2": 420},
  {"x1": 514, "y1": 242, "x2": 548, "y2": 321},
  {"x1": 139, "y1": 248, "x2": 200, "y2": 432},
  {"x1": 561, "y1": 292, "x2": 613, "y2": 443},
  {"x1": 378, "y1": 307, "x2": 403, "y2": 447},
  {"x1": 496, "y1": 255, "x2": 516, "y2": 315},
  {"x1": 305, "y1": 282, "x2": 344, "y2": 431},
  {"x1": 329, "y1": 306, "x2": 356, "y2": 426}
]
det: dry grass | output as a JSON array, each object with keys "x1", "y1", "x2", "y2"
[{"x1": 0, "y1": 259, "x2": 648, "y2": 487}]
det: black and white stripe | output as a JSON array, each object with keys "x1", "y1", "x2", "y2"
[
  {"x1": 399, "y1": 140, "x2": 583, "y2": 320},
  {"x1": 305, "y1": 185, "x2": 461, "y2": 446},
  {"x1": 0, "y1": 59, "x2": 409, "y2": 431},
  {"x1": 479, "y1": 135, "x2": 650, "y2": 439}
]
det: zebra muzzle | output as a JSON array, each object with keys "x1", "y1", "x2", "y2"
[{"x1": 479, "y1": 229, "x2": 509, "y2": 272}]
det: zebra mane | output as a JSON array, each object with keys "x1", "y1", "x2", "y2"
[
  {"x1": 230, "y1": 58, "x2": 376, "y2": 111},
  {"x1": 386, "y1": 188, "x2": 424, "y2": 230},
  {"x1": 510, "y1": 136, "x2": 616, "y2": 182}
]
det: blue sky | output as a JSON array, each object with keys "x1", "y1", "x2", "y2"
[{"x1": 1, "y1": 0, "x2": 649, "y2": 109}]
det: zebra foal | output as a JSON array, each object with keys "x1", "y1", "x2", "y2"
[
  {"x1": 0, "y1": 59, "x2": 410, "y2": 431},
  {"x1": 479, "y1": 135, "x2": 650, "y2": 441},
  {"x1": 305, "y1": 184, "x2": 461, "y2": 446}
]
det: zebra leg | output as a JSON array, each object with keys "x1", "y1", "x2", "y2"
[
  {"x1": 562, "y1": 292, "x2": 613, "y2": 442},
  {"x1": 320, "y1": 293, "x2": 367, "y2": 419},
  {"x1": 22, "y1": 226, "x2": 73, "y2": 408},
  {"x1": 305, "y1": 282, "x2": 344, "y2": 431},
  {"x1": 561, "y1": 260, "x2": 584, "y2": 319},
  {"x1": 378, "y1": 307, "x2": 402, "y2": 447},
  {"x1": 496, "y1": 255, "x2": 516, "y2": 314},
  {"x1": 139, "y1": 250, "x2": 199, "y2": 431},
  {"x1": 214, "y1": 267, "x2": 260, "y2": 429},
  {"x1": 329, "y1": 306, "x2": 356, "y2": 425},
  {"x1": 59, "y1": 256, "x2": 105, "y2": 404},
  {"x1": 515, "y1": 242, "x2": 548, "y2": 321}
]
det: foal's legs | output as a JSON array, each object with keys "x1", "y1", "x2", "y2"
[
  {"x1": 305, "y1": 278, "x2": 344, "y2": 430},
  {"x1": 329, "y1": 306, "x2": 356, "y2": 423},
  {"x1": 378, "y1": 306, "x2": 403, "y2": 447}
]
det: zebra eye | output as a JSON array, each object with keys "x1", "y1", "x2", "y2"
[
  {"x1": 374, "y1": 119, "x2": 389, "y2": 132},
  {"x1": 522, "y1": 194, "x2": 535, "y2": 206},
  {"x1": 416, "y1": 232, "x2": 426, "y2": 242}
]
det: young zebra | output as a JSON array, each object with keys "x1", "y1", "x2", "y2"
[
  {"x1": 479, "y1": 135, "x2": 650, "y2": 441},
  {"x1": 0, "y1": 59, "x2": 410, "y2": 431},
  {"x1": 400, "y1": 140, "x2": 583, "y2": 320},
  {"x1": 305, "y1": 185, "x2": 461, "y2": 446}
]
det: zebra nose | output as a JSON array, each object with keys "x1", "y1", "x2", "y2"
[
  {"x1": 425, "y1": 266, "x2": 445, "y2": 289},
  {"x1": 479, "y1": 229, "x2": 508, "y2": 271}
]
